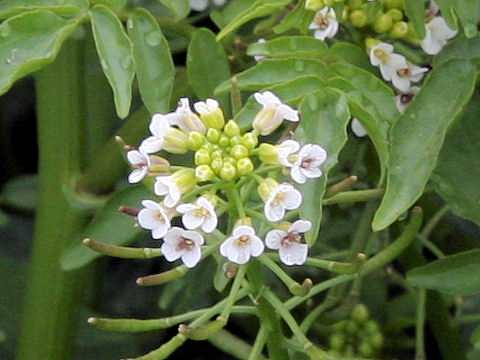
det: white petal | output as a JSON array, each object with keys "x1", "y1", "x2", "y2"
[
  {"x1": 126, "y1": 150, "x2": 147, "y2": 166},
  {"x1": 265, "y1": 202, "x2": 285, "y2": 222},
  {"x1": 190, "y1": 0, "x2": 208, "y2": 11},
  {"x1": 233, "y1": 225, "x2": 255, "y2": 237},
  {"x1": 279, "y1": 243, "x2": 308, "y2": 266},
  {"x1": 149, "y1": 114, "x2": 170, "y2": 136},
  {"x1": 265, "y1": 229, "x2": 287, "y2": 250},
  {"x1": 281, "y1": 186, "x2": 302, "y2": 210},
  {"x1": 301, "y1": 166, "x2": 323, "y2": 179},
  {"x1": 196, "y1": 196, "x2": 215, "y2": 212},
  {"x1": 128, "y1": 168, "x2": 148, "y2": 184},
  {"x1": 184, "y1": 230, "x2": 205, "y2": 245},
  {"x1": 249, "y1": 236, "x2": 265, "y2": 257},
  {"x1": 351, "y1": 118, "x2": 367, "y2": 137},
  {"x1": 161, "y1": 242, "x2": 182, "y2": 262},
  {"x1": 277, "y1": 104, "x2": 299, "y2": 122},
  {"x1": 219, "y1": 237, "x2": 235, "y2": 258},
  {"x1": 289, "y1": 219, "x2": 312, "y2": 233},
  {"x1": 139, "y1": 136, "x2": 163, "y2": 154},
  {"x1": 176, "y1": 203, "x2": 197, "y2": 214},
  {"x1": 151, "y1": 223, "x2": 170, "y2": 239},
  {"x1": 154, "y1": 177, "x2": 170, "y2": 196},
  {"x1": 291, "y1": 165, "x2": 307, "y2": 184},
  {"x1": 182, "y1": 211, "x2": 204, "y2": 230},
  {"x1": 202, "y1": 215, "x2": 218, "y2": 233},
  {"x1": 181, "y1": 245, "x2": 202, "y2": 268}
]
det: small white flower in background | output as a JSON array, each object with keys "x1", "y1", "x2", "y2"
[
  {"x1": 265, "y1": 183, "x2": 302, "y2": 222},
  {"x1": 351, "y1": 118, "x2": 368, "y2": 137},
  {"x1": 369, "y1": 43, "x2": 408, "y2": 82},
  {"x1": 254, "y1": 38, "x2": 267, "y2": 62},
  {"x1": 193, "y1": 98, "x2": 225, "y2": 129},
  {"x1": 166, "y1": 98, "x2": 206, "y2": 134},
  {"x1": 176, "y1": 196, "x2": 218, "y2": 233},
  {"x1": 126, "y1": 149, "x2": 150, "y2": 184},
  {"x1": 252, "y1": 91, "x2": 299, "y2": 136},
  {"x1": 193, "y1": 98, "x2": 219, "y2": 116},
  {"x1": 391, "y1": 62, "x2": 429, "y2": 92},
  {"x1": 395, "y1": 86, "x2": 420, "y2": 113},
  {"x1": 421, "y1": 16, "x2": 458, "y2": 55},
  {"x1": 291, "y1": 144, "x2": 327, "y2": 184},
  {"x1": 265, "y1": 219, "x2": 311, "y2": 266},
  {"x1": 190, "y1": 0, "x2": 226, "y2": 11},
  {"x1": 161, "y1": 227, "x2": 204, "y2": 268},
  {"x1": 277, "y1": 139, "x2": 301, "y2": 167},
  {"x1": 137, "y1": 199, "x2": 172, "y2": 239},
  {"x1": 219, "y1": 225, "x2": 264, "y2": 264},
  {"x1": 139, "y1": 114, "x2": 171, "y2": 154},
  {"x1": 309, "y1": 7, "x2": 339, "y2": 41},
  {"x1": 154, "y1": 169, "x2": 195, "y2": 208}
]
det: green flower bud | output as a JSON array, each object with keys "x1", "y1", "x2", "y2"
[
  {"x1": 387, "y1": 8, "x2": 403, "y2": 22},
  {"x1": 323, "y1": 0, "x2": 334, "y2": 6},
  {"x1": 351, "y1": 304, "x2": 369, "y2": 324},
  {"x1": 257, "y1": 177, "x2": 278, "y2": 202},
  {"x1": 210, "y1": 158, "x2": 223, "y2": 173},
  {"x1": 220, "y1": 162, "x2": 237, "y2": 181},
  {"x1": 365, "y1": 37, "x2": 381, "y2": 52},
  {"x1": 210, "y1": 149, "x2": 223, "y2": 160},
  {"x1": 234, "y1": 217, "x2": 253, "y2": 227},
  {"x1": 332, "y1": 320, "x2": 346, "y2": 332},
  {"x1": 241, "y1": 132, "x2": 259, "y2": 151},
  {"x1": 329, "y1": 333, "x2": 345, "y2": 351},
  {"x1": 344, "y1": 319, "x2": 358, "y2": 335},
  {"x1": 195, "y1": 165, "x2": 215, "y2": 182},
  {"x1": 346, "y1": 0, "x2": 363, "y2": 10},
  {"x1": 229, "y1": 135, "x2": 242, "y2": 146},
  {"x1": 305, "y1": 0, "x2": 325, "y2": 11},
  {"x1": 258, "y1": 143, "x2": 279, "y2": 165},
  {"x1": 236, "y1": 158, "x2": 254, "y2": 175},
  {"x1": 384, "y1": 0, "x2": 404, "y2": 10},
  {"x1": 172, "y1": 169, "x2": 196, "y2": 194},
  {"x1": 359, "y1": 342, "x2": 375, "y2": 357},
  {"x1": 163, "y1": 128, "x2": 189, "y2": 154},
  {"x1": 201, "y1": 143, "x2": 215, "y2": 153},
  {"x1": 344, "y1": 345, "x2": 355, "y2": 357},
  {"x1": 194, "y1": 148, "x2": 211, "y2": 166},
  {"x1": 195, "y1": 99, "x2": 225, "y2": 130},
  {"x1": 218, "y1": 135, "x2": 230, "y2": 148},
  {"x1": 206, "y1": 128, "x2": 221, "y2": 143},
  {"x1": 368, "y1": 331, "x2": 384, "y2": 349},
  {"x1": 364, "y1": 319, "x2": 379, "y2": 334},
  {"x1": 187, "y1": 131, "x2": 205, "y2": 151},
  {"x1": 223, "y1": 120, "x2": 240, "y2": 138},
  {"x1": 231, "y1": 144, "x2": 249, "y2": 159},
  {"x1": 349, "y1": 9, "x2": 368, "y2": 27},
  {"x1": 223, "y1": 156, "x2": 237, "y2": 165},
  {"x1": 373, "y1": 13, "x2": 393, "y2": 33},
  {"x1": 390, "y1": 21, "x2": 409, "y2": 38}
]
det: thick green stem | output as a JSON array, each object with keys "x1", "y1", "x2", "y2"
[
  {"x1": 16, "y1": 40, "x2": 90, "y2": 360},
  {"x1": 415, "y1": 288, "x2": 426, "y2": 360},
  {"x1": 209, "y1": 329, "x2": 268, "y2": 360}
]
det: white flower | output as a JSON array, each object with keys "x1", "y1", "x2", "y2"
[
  {"x1": 351, "y1": 118, "x2": 367, "y2": 137},
  {"x1": 309, "y1": 7, "x2": 339, "y2": 41},
  {"x1": 139, "y1": 114, "x2": 189, "y2": 154},
  {"x1": 154, "y1": 169, "x2": 196, "y2": 208},
  {"x1": 176, "y1": 196, "x2": 218, "y2": 233},
  {"x1": 395, "y1": 86, "x2": 420, "y2": 113},
  {"x1": 253, "y1": 91, "x2": 299, "y2": 136},
  {"x1": 137, "y1": 199, "x2": 171, "y2": 239},
  {"x1": 126, "y1": 150, "x2": 150, "y2": 184},
  {"x1": 254, "y1": 38, "x2": 267, "y2": 62},
  {"x1": 265, "y1": 220, "x2": 311, "y2": 266},
  {"x1": 166, "y1": 98, "x2": 206, "y2": 134},
  {"x1": 190, "y1": 0, "x2": 226, "y2": 11},
  {"x1": 391, "y1": 62, "x2": 428, "y2": 92},
  {"x1": 161, "y1": 227, "x2": 204, "y2": 268},
  {"x1": 369, "y1": 43, "x2": 408, "y2": 82},
  {"x1": 193, "y1": 98, "x2": 225, "y2": 129},
  {"x1": 421, "y1": 16, "x2": 457, "y2": 55},
  {"x1": 277, "y1": 139, "x2": 301, "y2": 167},
  {"x1": 193, "y1": 98, "x2": 219, "y2": 116},
  {"x1": 265, "y1": 183, "x2": 302, "y2": 222},
  {"x1": 291, "y1": 144, "x2": 327, "y2": 184},
  {"x1": 219, "y1": 225, "x2": 264, "y2": 264}
]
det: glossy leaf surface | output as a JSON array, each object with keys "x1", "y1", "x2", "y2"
[
  {"x1": 159, "y1": 0, "x2": 190, "y2": 20},
  {"x1": 372, "y1": 59, "x2": 476, "y2": 231},
  {"x1": 90, "y1": 5, "x2": 134, "y2": 119},
  {"x1": 0, "y1": 0, "x2": 87, "y2": 19},
  {"x1": 404, "y1": 0, "x2": 426, "y2": 39},
  {"x1": 128, "y1": 8, "x2": 175, "y2": 114},
  {"x1": 246, "y1": 36, "x2": 327, "y2": 58}
]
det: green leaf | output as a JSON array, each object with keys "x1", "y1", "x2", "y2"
[
  {"x1": 471, "y1": 324, "x2": 480, "y2": 348},
  {"x1": 0, "y1": 174, "x2": 37, "y2": 211},
  {"x1": 433, "y1": 35, "x2": 480, "y2": 68},
  {"x1": 215, "y1": 58, "x2": 327, "y2": 94},
  {"x1": 210, "y1": 0, "x2": 253, "y2": 29},
  {"x1": 61, "y1": 185, "x2": 151, "y2": 271},
  {"x1": 297, "y1": 89, "x2": 351, "y2": 245},
  {"x1": 187, "y1": 28, "x2": 231, "y2": 111},
  {"x1": 234, "y1": 75, "x2": 324, "y2": 128},
  {"x1": 128, "y1": 8, "x2": 175, "y2": 114},
  {"x1": 0, "y1": 10, "x2": 80, "y2": 96},
  {"x1": 246, "y1": 36, "x2": 328, "y2": 59},
  {"x1": 404, "y1": 0, "x2": 426, "y2": 39},
  {"x1": 406, "y1": 249, "x2": 480, "y2": 296},
  {"x1": 158, "y1": 0, "x2": 190, "y2": 20},
  {"x1": 372, "y1": 59, "x2": 476, "y2": 231},
  {"x1": 432, "y1": 93, "x2": 480, "y2": 226},
  {"x1": 434, "y1": 0, "x2": 458, "y2": 30},
  {"x1": 90, "y1": 5, "x2": 134, "y2": 119},
  {"x1": 327, "y1": 42, "x2": 373, "y2": 73},
  {"x1": 0, "y1": 0, "x2": 88, "y2": 19},
  {"x1": 272, "y1": 0, "x2": 306, "y2": 34},
  {"x1": 454, "y1": 0, "x2": 479, "y2": 38},
  {"x1": 216, "y1": 0, "x2": 291, "y2": 40},
  {"x1": 91, "y1": 0, "x2": 126, "y2": 11}
]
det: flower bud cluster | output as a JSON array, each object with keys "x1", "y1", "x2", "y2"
[
  {"x1": 124, "y1": 92, "x2": 328, "y2": 269},
  {"x1": 328, "y1": 304, "x2": 384, "y2": 358}
]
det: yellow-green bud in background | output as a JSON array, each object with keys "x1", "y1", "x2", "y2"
[
  {"x1": 234, "y1": 217, "x2": 253, "y2": 227},
  {"x1": 187, "y1": 131, "x2": 205, "y2": 151},
  {"x1": 218, "y1": 135, "x2": 230, "y2": 148},
  {"x1": 386, "y1": 8, "x2": 403, "y2": 22},
  {"x1": 210, "y1": 158, "x2": 223, "y2": 173},
  {"x1": 162, "y1": 128, "x2": 189, "y2": 154},
  {"x1": 384, "y1": 0, "x2": 404, "y2": 10},
  {"x1": 195, "y1": 99, "x2": 225, "y2": 130},
  {"x1": 305, "y1": 0, "x2": 325, "y2": 11},
  {"x1": 323, "y1": 0, "x2": 335, "y2": 6},
  {"x1": 241, "y1": 132, "x2": 258, "y2": 150},
  {"x1": 194, "y1": 148, "x2": 211, "y2": 166},
  {"x1": 257, "y1": 177, "x2": 279, "y2": 202},
  {"x1": 373, "y1": 13, "x2": 393, "y2": 33},
  {"x1": 229, "y1": 135, "x2": 242, "y2": 147},
  {"x1": 390, "y1": 21, "x2": 408, "y2": 38},
  {"x1": 236, "y1": 158, "x2": 254, "y2": 176},
  {"x1": 210, "y1": 149, "x2": 223, "y2": 160},
  {"x1": 231, "y1": 144, "x2": 249, "y2": 159},
  {"x1": 346, "y1": 0, "x2": 363, "y2": 10},
  {"x1": 349, "y1": 9, "x2": 368, "y2": 27},
  {"x1": 172, "y1": 168, "x2": 196, "y2": 194},
  {"x1": 223, "y1": 120, "x2": 240, "y2": 138},
  {"x1": 206, "y1": 128, "x2": 221, "y2": 143},
  {"x1": 195, "y1": 165, "x2": 215, "y2": 182},
  {"x1": 220, "y1": 162, "x2": 237, "y2": 181},
  {"x1": 365, "y1": 37, "x2": 381, "y2": 52},
  {"x1": 258, "y1": 143, "x2": 279, "y2": 165}
]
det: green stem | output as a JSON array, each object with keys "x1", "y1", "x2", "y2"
[
  {"x1": 209, "y1": 328, "x2": 268, "y2": 360},
  {"x1": 219, "y1": 265, "x2": 247, "y2": 320},
  {"x1": 228, "y1": 183, "x2": 246, "y2": 218},
  {"x1": 415, "y1": 288, "x2": 426, "y2": 360},
  {"x1": 16, "y1": 40, "x2": 89, "y2": 360},
  {"x1": 321, "y1": 189, "x2": 384, "y2": 205},
  {"x1": 248, "y1": 325, "x2": 269, "y2": 360},
  {"x1": 83, "y1": 238, "x2": 162, "y2": 259}
]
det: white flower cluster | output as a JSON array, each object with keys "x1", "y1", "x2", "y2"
[
  {"x1": 309, "y1": 7, "x2": 339, "y2": 41},
  {"x1": 124, "y1": 93, "x2": 327, "y2": 269}
]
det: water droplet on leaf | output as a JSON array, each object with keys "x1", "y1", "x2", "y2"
[
  {"x1": 126, "y1": 19, "x2": 134, "y2": 30},
  {"x1": 101, "y1": 59, "x2": 108, "y2": 70},
  {"x1": 0, "y1": 23, "x2": 11, "y2": 37},
  {"x1": 145, "y1": 31, "x2": 162, "y2": 46},
  {"x1": 120, "y1": 56, "x2": 132, "y2": 69}
]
